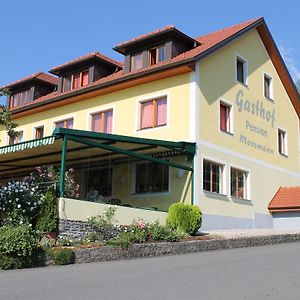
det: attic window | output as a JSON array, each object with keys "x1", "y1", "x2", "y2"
[
  {"x1": 149, "y1": 45, "x2": 165, "y2": 65},
  {"x1": 63, "y1": 70, "x2": 89, "y2": 92},
  {"x1": 131, "y1": 52, "x2": 143, "y2": 72},
  {"x1": 10, "y1": 89, "x2": 32, "y2": 108}
]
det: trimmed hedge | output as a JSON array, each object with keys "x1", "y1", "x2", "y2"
[{"x1": 166, "y1": 203, "x2": 202, "y2": 235}]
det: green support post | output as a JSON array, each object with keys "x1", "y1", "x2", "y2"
[
  {"x1": 60, "y1": 135, "x2": 68, "y2": 197},
  {"x1": 191, "y1": 157, "x2": 194, "y2": 205}
]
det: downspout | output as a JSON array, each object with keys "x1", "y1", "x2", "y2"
[{"x1": 189, "y1": 61, "x2": 201, "y2": 206}]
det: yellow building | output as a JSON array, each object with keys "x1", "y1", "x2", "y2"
[{"x1": 0, "y1": 17, "x2": 300, "y2": 230}]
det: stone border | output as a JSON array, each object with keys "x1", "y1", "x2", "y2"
[{"x1": 74, "y1": 233, "x2": 300, "y2": 264}]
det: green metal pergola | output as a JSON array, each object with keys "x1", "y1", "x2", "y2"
[{"x1": 0, "y1": 128, "x2": 196, "y2": 204}]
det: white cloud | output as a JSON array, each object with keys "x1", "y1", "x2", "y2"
[{"x1": 279, "y1": 46, "x2": 300, "y2": 82}]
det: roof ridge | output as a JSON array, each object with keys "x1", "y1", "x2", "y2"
[
  {"x1": 196, "y1": 17, "x2": 263, "y2": 41},
  {"x1": 0, "y1": 71, "x2": 57, "y2": 89},
  {"x1": 114, "y1": 25, "x2": 175, "y2": 49},
  {"x1": 49, "y1": 51, "x2": 122, "y2": 74}
]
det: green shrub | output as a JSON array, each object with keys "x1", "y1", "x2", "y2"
[
  {"x1": 106, "y1": 227, "x2": 148, "y2": 248},
  {"x1": 87, "y1": 207, "x2": 121, "y2": 241},
  {"x1": 166, "y1": 203, "x2": 202, "y2": 235},
  {"x1": 0, "y1": 255, "x2": 23, "y2": 270},
  {"x1": 149, "y1": 221, "x2": 188, "y2": 242},
  {"x1": 35, "y1": 191, "x2": 58, "y2": 232},
  {"x1": 0, "y1": 225, "x2": 43, "y2": 269},
  {"x1": 52, "y1": 248, "x2": 75, "y2": 265}
]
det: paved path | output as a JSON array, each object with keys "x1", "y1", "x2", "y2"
[{"x1": 1, "y1": 242, "x2": 300, "y2": 300}]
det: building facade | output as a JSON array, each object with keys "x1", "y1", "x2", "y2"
[{"x1": 0, "y1": 17, "x2": 299, "y2": 230}]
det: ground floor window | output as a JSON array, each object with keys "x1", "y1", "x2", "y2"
[
  {"x1": 203, "y1": 160, "x2": 223, "y2": 193},
  {"x1": 134, "y1": 162, "x2": 169, "y2": 194},
  {"x1": 86, "y1": 166, "x2": 112, "y2": 201},
  {"x1": 231, "y1": 168, "x2": 247, "y2": 199}
]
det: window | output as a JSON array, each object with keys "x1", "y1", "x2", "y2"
[
  {"x1": 264, "y1": 74, "x2": 272, "y2": 99},
  {"x1": 231, "y1": 168, "x2": 248, "y2": 199},
  {"x1": 131, "y1": 52, "x2": 143, "y2": 71},
  {"x1": 278, "y1": 128, "x2": 287, "y2": 156},
  {"x1": 55, "y1": 118, "x2": 74, "y2": 129},
  {"x1": 35, "y1": 126, "x2": 44, "y2": 139},
  {"x1": 149, "y1": 45, "x2": 165, "y2": 65},
  {"x1": 63, "y1": 70, "x2": 89, "y2": 92},
  {"x1": 87, "y1": 166, "x2": 112, "y2": 198},
  {"x1": 9, "y1": 131, "x2": 23, "y2": 145},
  {"x1": 91, "y1": 110, "x2": 113, "y2": 134},
  {"x1": 203, "y1": 160, "x2": 223, "y2": 193},
  {"x1": 236, "y1": 56, "x2": 247, "y2": 85},
  {"x1": 220, "y1": 102, "x2": 232, "y2": 133},
  {"x1": 135, "y1": 162, "x2": 169, "y2": 194},
  {"x1": 140, "y1": 97, "x2": 167, "y2": 129},
  {"x1": 10, "y1": 89, "x2": 31, "y2": 108}
]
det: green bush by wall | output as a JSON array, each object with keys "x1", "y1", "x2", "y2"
[
  {"x1": 166, "y1": 203, "x2": 202, "y2": 235},
  {"x1": 35, "y1": 191, "x2": 58, "y2": 232}
]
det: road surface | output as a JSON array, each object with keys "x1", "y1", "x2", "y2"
[{"x1": 1, "y1": 242, "x2": 300, "y2": 299}]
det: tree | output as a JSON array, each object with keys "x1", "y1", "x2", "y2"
[{"x1": 0, "y1": 88, "x2": 18, "y2": 142}]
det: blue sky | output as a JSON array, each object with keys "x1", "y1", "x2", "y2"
[{"x1": 0, "y1": 0, "x2": 299, "y2": 104}]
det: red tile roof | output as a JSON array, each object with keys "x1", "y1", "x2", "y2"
[
  {"x1": 114, "y1": 25, "x2": 199, "y2": 54},
  {"x1": 114, "y1": 25, "x2": 175, "y2": 49},
  {"x1": 9, "y1": 16, "x2": 298, "y2": 120},
  {"x1": 1, "y1": 72, "x2": 58, "y2": 89},
  {"x1": 269, "y1": 187, "x2": 300, "y2": 212},
  {"x1": 50, "y1": 51, "x2": 123, "y2": 74}
]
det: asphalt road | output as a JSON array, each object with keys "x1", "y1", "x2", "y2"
[{"x1": 1, "y1": 242, "x2": 300, "y2": 300}]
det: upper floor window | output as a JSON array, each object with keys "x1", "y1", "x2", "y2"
[
  {"x1": 55, "y1": 118, "x2": 74, "y2": 129},
  {"x1": 131, "y1": 52, "x2": 143, "y2": 72},
  {"x1": 264, "y1": 74, "x2": 273, "y2": 99},
  {"x1": 220, "y1": 102, "x2": 232, "y2": 133},
  {"x1": 140, "y1": 96, "x2": 167, "y2": 130},
  {"x1": 63, "y1": 70, "x2": 89, "y2": 92},
  {"x1": 231, "y1": 168, "x2": 248, "y2": 199},
  {"x1": 10, "y1": 89, "x2": 31, "y2": 108},
  {"x1": 203, "y1": 160, "x2": 223, "y2": 194},
  {"x1": 35, "y1": 126, "x2": 44, "y2": 139},
  {"x1": 134, "y1": 162, "x2": 169, "y2": 194},
  {"x1": 149, "y1": 45, "x2": 165, "y2": 65},
  {"x1": 9, "y1": 131, "x2": 23, "y2": 145},
  {"x1": 236, "y1": 56, "x2": 247, "y2": 85},
  {"x1": 91, "y1": 110, "x2": 113, "y2": 134},
  {"x1": 278, "y1": 128, "x2": 287, "y2": 156}
]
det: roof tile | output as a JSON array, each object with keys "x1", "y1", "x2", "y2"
[
  {"x1": 50, "y1": 51, "x2": 123, "y2": 74},
  {"x1": 269, "y1": 186, "x2": 300, "y2": 212},
  {"x1": 1, "y1": 72, "x2": 58, "y2": 90}
]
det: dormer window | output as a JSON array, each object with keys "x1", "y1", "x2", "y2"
[
  {"x1": 131, "y1": 52, "x2": 143, "y2": 72},
  {"x1": 63, "y1": 70, "x2": 89, "y2": 92},
  {"x1": 149, "y1": 45, "x2": 165, "y2": 65},
  {"x1": 10, "y1": 89, "x2": 32, "y2": 108}
]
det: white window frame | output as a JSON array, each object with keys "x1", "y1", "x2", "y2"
[
  {"x1": 235, "y1": 53, "x2": 248, "y2": 86},
  {"x1": 202, "y1": 158, "x2": 226, "y2": 195},
  {"x1": 229, "y1": 165, "x2": 250, "y2": 200},
  {"x1": 136, "y1": 92, "x2": 170, "y2": 132},
  {"x1": 7, "y1": 129, "x2": 24, "y2": 145},
  {"x1": 130, "y1": 161, "x2": 171, "y2": 196},
  {"x1": 32, "y1": 124, "x2": 45, "y2": 139},
  {"x1": 87, "y1": 107, "x2": 115, "y2": 134},
  {"x1": 52, "y1": 115, "x2": 75, "y2": 131},
  {"x1": 263, "y1": 72, "x2": 274, "y2": 101},
  {"x1": 219, "y1": 99, "x2": 234, "y2": 135},
  {"x1": 278, "y1": 127, "x2": 288, "y2": 157}
]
